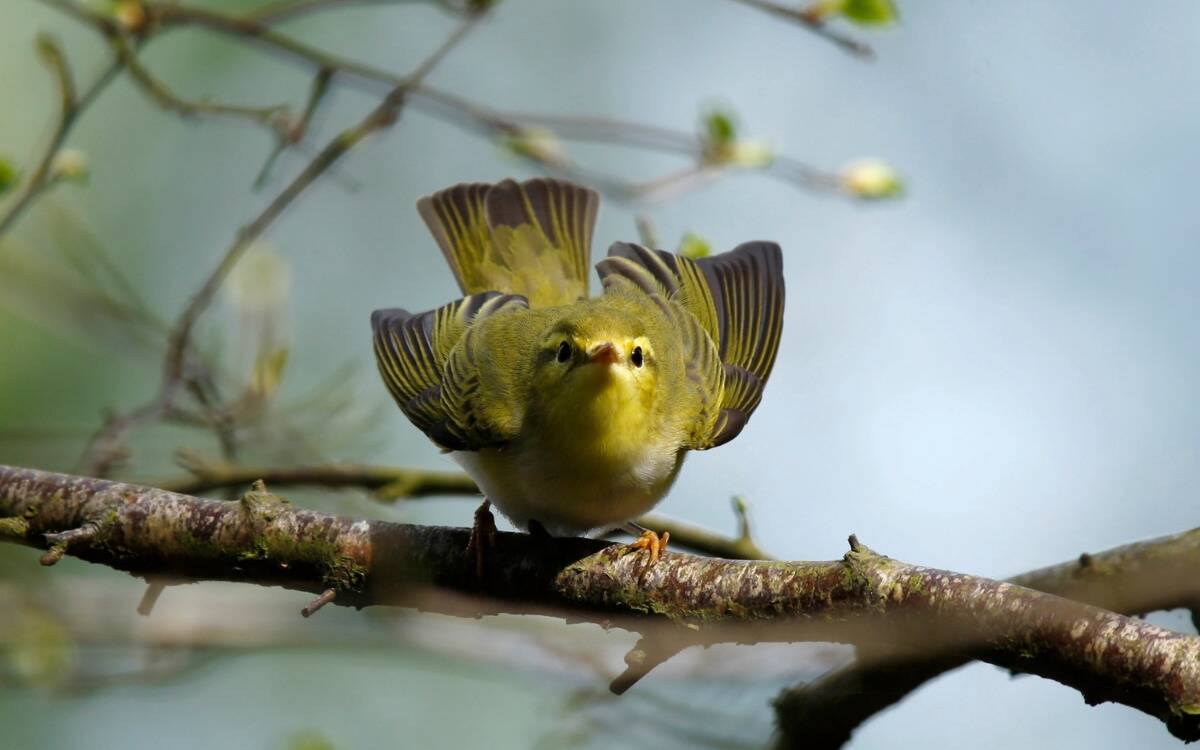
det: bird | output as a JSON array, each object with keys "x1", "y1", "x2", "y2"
[{"x1": 371, "y1": 177, "x2": 784, "y2": 571}]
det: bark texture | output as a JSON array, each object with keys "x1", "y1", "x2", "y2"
[
  {"x1": 1, "y1": 464, "x2": 1198, "y2": 741},
  {"x1": 775, "y1": 527, "x2": 1200, "y2": 749}
]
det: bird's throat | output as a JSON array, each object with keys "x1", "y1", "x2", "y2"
[{"x1": 539, "y1": 366, "x2": 652, "y2": 463}]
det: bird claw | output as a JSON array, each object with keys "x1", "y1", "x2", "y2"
[
  {"x1": 625, "y1": 528, "x2": 669, "y2": 565},
  {"x1": 466, "y1": 499, "x2": 497, "y2": 581}
]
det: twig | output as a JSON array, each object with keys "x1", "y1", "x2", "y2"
[
  {"x1": 2, "y1": 464, "x2": 1199, "y2": 742},
  {"x1": 301, "y1": 587, "x2": 337, "y2": 617},
  {"x1": 159, "y1": 455, "x2": 478, "y2": 499},
  {"x1": 144, "y1": 1, "x2": 404, "y2": 91},
  {"x1": 109, "y1": 31, "x2": 290, "y2": 131},
  {"x1": 249, "y1": 0, "x2": 420, "y2": 25},
  {"x1": 410, "y1": 84, "x2": 846, "y2": 201},
  {"x1": 255, "y1": 67, "x2": 335, "y2": 188},
  {"x1": 137, "y1": 580, "x2": 168, "y2": 616},
  {"x1": 634, "y1": 215, "x2": 659, "y2": 248},
  {"x1": 726, "y1": 0, "x2": 876, "y2": 59},
  {"x1": 0, "y1": 35, "x2": 85, "y2": 236},
  {"x1": 77, "y1": 9, "x2": 485, "y2": 475}
]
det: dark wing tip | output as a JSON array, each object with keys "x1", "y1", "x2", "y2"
[
  {"x1": 371, "y1": 307, "x2": 412, "y2": 330},
  {"x1": 731, "y1": 240, "x2": 783, "y2": 271}
]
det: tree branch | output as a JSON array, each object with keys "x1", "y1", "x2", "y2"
[
  {"x1": 774, "y1": 526, "x2": 1200, "y2": 749},
  {"x1": 0, "y1": 35, "x2": 109, "y2": 237},
  {"x1": 2, "y1": 464, "x2": 1199, "y2": 741},
  {"x1": 76, "y1": 9, "x2": 484, "y2": 476},
  {"x1": 726, "y1": 0, "x2": 876, "y2": 58}
]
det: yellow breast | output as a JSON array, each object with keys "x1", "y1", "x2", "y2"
[{"x1": 453, "y1": 363, "x2": 683, "y2": 534}]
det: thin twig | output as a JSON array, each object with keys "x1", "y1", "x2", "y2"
[
  {"x1": 249, "y1": 0, "x2": 420, "y2": 25},
  {"x1": 726, "y1": 0, "x2": 876, "y2": 59},
  {"x1": 78, "y1": 9, "x2": 485, "y2": 474},
  {"x1": 0, "y1": 36, "x2": 83, "y2": 236},
  {"x1": 144, "y1": 2, "x2": 405, "y2": 90},
  {"x1": 109, "y1": 31, "x2": 290, "y2": 130}
]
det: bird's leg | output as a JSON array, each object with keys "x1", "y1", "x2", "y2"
[
  {"x1": 621, "y1": 521, "x2": 670, "y2": 565},
  {"x1": 465, "y1": 499, "x2": 497, "y2": 581}
]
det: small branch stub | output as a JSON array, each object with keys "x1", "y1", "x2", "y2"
[{"x1": 301, "y1": 588, "x2": 337, "y2": 618}]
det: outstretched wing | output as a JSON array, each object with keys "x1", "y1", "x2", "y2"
[
  {"x1": 371, "y1": 292, "x2": 528, "y2": 451},
  {"x1": 596, "y1": 241, "x2": 784, "y2": 448},
  {"x1": 417, "y1": 178, "x2": 598, "y2": 308}
]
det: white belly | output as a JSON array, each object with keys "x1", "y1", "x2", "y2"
[{"x1": 451, "y1": 441, "x2": 684, "y2": 536}]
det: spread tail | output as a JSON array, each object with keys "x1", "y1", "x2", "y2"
[{"x1": 417, "y1": 178, "x2": 598, "y2": 308}]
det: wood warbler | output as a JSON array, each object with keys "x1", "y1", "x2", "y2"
[{"x1": 372, "y1": 178, "x2": 784, "y2": 565}]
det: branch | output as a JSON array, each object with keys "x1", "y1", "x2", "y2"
[
  {"x1": 158, "y1": 455, "x2": 478, "y2": 499},
  {"x1": 2, "y1": 464, "x2": 1199, "y2": 742},
  {"x1": 726, "y1": 0, "x2": 876, "y2": 58},
  {"x1": 77, "y1": 10, "x2": 484, "y2": 475},
  {"x1": 410, "y1": 84, "x2": 848, "y2": 200},
  {"x1": 0, "y1": 35, "x2": 100, "y2": 236},
  {"x1": 108, "y1": 31, "x2": 290, "y2": 130},
  {"x1": 774, "y1": 527, "x2": 1200, "y2": 749}
]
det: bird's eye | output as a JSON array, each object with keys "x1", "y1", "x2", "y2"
[
  {"x1": 556, "y1": 341, "x2": 572, "y2": 363},
  {"x1": 631, "y1": 346, "x2": 644, "y2": 368}
]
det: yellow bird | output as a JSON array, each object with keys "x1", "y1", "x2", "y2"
[{"x1": 372, "y1": 178, "x2": 784, "y2": 567}]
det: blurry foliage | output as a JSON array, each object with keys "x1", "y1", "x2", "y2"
[
  {"x1": 0, "y1": 204, "x2": 167, "y2": 360},
  {"x1": 0, "y1": 156, "x2": 18, "y2": 196},
  {"x1": 1, "y1": 606, "x2": 75, "y2": 690},
  {"x1": 699, "y1": 108, "x2": 774, "y2": 169},
  {"x1": 678, "y1": 232, "x2": 712, "y2": 260},
  {"x1": 817, "y1": 0, "x2": 899, "y2": 26},
  {"x1": 839, "y1": 157, "x2": 904, "y2": 199},
  {"x1": 279, "y1": 730, "x2": 339, "y2": 750}
]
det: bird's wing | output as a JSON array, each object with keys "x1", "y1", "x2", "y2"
[
  {"x1": 596, "y1": 241, "x2": 784, "y2": 449},
  {"x1": 372, "y1": 292, "x2": 528, "y2": 451},
  {"x1": 417, "y1": 178, "x2": 598, "y2": 308}
]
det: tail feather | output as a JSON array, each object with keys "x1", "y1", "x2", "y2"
[{"x1": 417, "y1": 178, "x2": 598, "y2": 308}]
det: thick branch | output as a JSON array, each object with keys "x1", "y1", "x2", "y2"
[
  {"x1": 1, "y1": 464, "x2": 1199, "y2": 741},
  {"x1": 774, "y1": 527, "x2": 1200, "y2": 749}
]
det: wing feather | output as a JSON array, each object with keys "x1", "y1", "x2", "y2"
[
  {"x1": 371, "y1": 292, "x2": 527, "y2": 450},
  {"x1": 596, "y1": 241, "x2": 784, "y2": 448}
]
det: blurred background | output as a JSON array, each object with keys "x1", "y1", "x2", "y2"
[{"x1": 2, "y1": 1, "x2": 1199, "y2": 748}]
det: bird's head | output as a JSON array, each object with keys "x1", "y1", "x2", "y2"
[{"x1": 531, "y1": 303, "x2": 659, "y2": 426}]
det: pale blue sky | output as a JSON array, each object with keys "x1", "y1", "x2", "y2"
[{"x1": 2, "y1": 2, "x2": 1198, "y2": 748}]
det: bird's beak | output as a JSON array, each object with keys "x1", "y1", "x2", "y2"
[{"x1": 586, "y1": 342, "x2": 620, "y2": 366}]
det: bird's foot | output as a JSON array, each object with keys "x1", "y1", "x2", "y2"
[
  {"x1": 527, "y1": 519, "x2": 552, "y2": 541},
  {"x1": 465, "y1": 499, "x2": 497, "y2": 581},
  {"x1": 625, "y1": 528, "x2": 670, "y2": 565}
]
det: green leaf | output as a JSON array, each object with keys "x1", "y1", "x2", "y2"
[
  {"x1": 678, "y1": 231, "x2": 711, "y2": 259},
  {"x1": 500, "y1": 127, "x2": 568, "y2": 167},
  {"x1": 50, "y1": 149, "x2": 90, "y2": 184},
  {"x1": 840, "y1": 158, "x2": 905, "y2": 200},
  {"x1": 281, "y1": 731, "x2": 338, "y2": 750},
  {"x1": 701, "y1": 108, "x2": 738, "y2": 147},
  {"x1": 3, "y1": 608, "x2": 75, "y2": 688},
  {"x1": 840, "y1": 0, "x2": 899, "y2": 26},
  {"x1": 0, "y1": 155, "x2": 19, "y2": 196}
]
